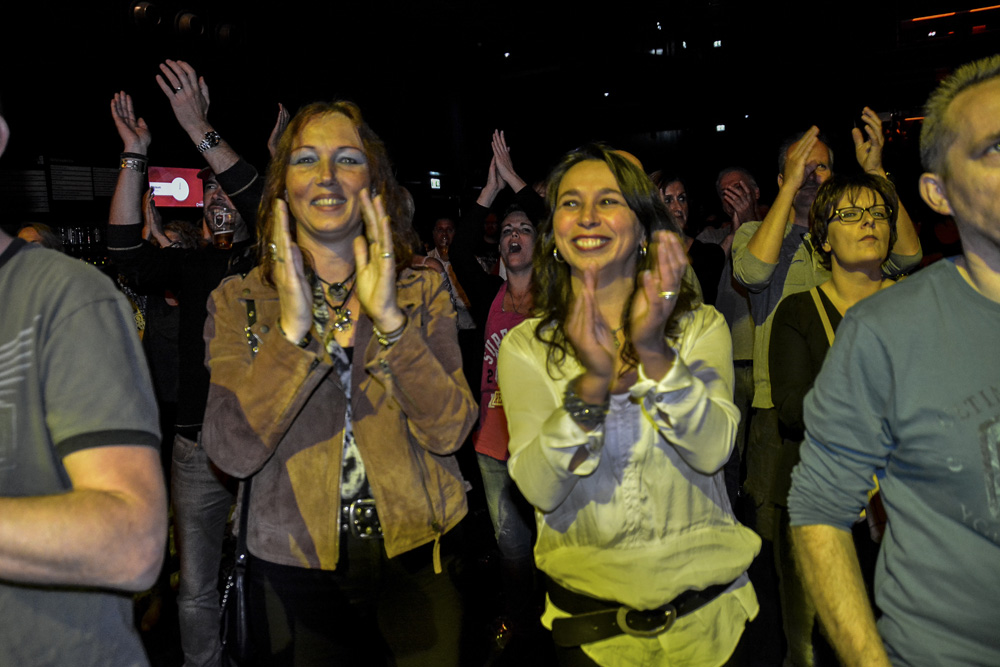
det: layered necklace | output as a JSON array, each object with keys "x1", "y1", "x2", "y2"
[{"x1": 313, "y1": 271, "x2": 357, "y2": 336}]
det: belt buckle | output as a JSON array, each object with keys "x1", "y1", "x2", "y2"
[
  {"x1": 343, "y1": 498, "x2": 383, "y2": 539},
  {"x1": 615, "y1": 604, "x2": 676, "y2": 638}
]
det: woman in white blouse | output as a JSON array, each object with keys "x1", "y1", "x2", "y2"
[{"x1": 498, "y1": 144, "x2": 760, "y2": 666}]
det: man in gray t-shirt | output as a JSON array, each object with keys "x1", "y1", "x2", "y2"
[
  {"x1": 0, "y1": 108, "x2": 166, "y2": 666},
  {"x1": 790, "y1": 55, "x2": 1000, "y2": 666}
]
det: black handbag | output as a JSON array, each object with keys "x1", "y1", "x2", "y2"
[
  {"x1": 220, "y1": 297, "x2": 258, "y2": 664},
  {"x1": 220, "y1": 477, "x2": 252, "y2": 665}
]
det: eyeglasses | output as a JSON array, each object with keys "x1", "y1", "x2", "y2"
[{"x1": 828, "y1": 205, "x2": 892, "y2": 224}]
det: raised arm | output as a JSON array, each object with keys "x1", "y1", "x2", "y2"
[
  {"x1": 744, "y1": 128, "x2": 819, "y2": 266},
  {"x1": 852, "y1": 107, "x2": 920, "y2": 259},
  {"x1": 109, "y1": 92, "x2": 150, "y2": 231},
  {"x1": 155, "y1": 59, "x2": 239, "y2": 175}
]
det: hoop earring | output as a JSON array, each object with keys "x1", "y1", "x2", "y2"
[{"x1": 553, "y1": 247, "x2": 565, "y2": 263}]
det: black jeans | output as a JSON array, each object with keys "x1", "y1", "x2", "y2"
[{"x1": 246, "y1": 531, "x2": 462, "y2": 667}]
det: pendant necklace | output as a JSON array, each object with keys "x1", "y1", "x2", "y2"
[
  {"x1": 314, "y1": 271, "x2": 357, "y2": 336},
  {"x1": 319, "y1": 271, "x2": 356, "y2": 303},
  {"x1": 611, "y1": 325, "x2": 624, "y2": 349},
  {"x1": 506, "y1": 287, "x2": 530, "y2": 314}
]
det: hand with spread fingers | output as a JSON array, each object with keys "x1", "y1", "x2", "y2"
[
  {"x1": 853, "y1": 106, "x2": 886, "y2": 175},
  {"x1": 110, "y1": 91, "x2": 151, "y2": 154},
  {"x1": 631, "y1": 231, "x2": 687, "y2": 378},
  {"x1": 353, "y1": 188, "x2": 405, "y2": 333},
  {"x1": 155, "y1": 59, "x2": 212, "y2": 135},
  {"x1": 269, "y1": 199, "x2": 313, "y2": 344}
]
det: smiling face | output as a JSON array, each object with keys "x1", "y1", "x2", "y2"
[
  {"x1": 823, "y1": 188, "x2": 892, "y2": 270},
  {"x1": 662, "y1": 180, "x2": 689, "y2": 231},
  {"x1": 285, "y1": 112, "x2": 371, "y2": 247},
  {"x1": 552, "y1": 160, "x2": 644, "y2": 281},
  {"x1": 499, "y1": 211, "x2": 535, "y2": 273}
]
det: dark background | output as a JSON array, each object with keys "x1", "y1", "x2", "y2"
[{"x1": 0, "y1": 0, "x2": 997, "y2": 236}]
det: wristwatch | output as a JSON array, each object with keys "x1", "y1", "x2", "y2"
[{"x1": 196, "y1": 130, "x2": 221, "y2": 153}]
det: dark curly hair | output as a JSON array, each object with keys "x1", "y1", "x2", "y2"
[
  {"x1": 256, "y1": 101, "x2": 415, "y2": 286},
  {"x1": 808, "y1": 173, "x2": 899, "y2": 270},
  {"x1": 532, "y1": 143, "x2": 696, "y2": 379}
]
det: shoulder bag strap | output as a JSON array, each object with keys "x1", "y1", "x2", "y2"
[{"x1": 809, "y1": 287, "x2": 836, "y2": 347}]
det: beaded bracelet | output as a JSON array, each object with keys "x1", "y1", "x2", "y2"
[{"x1": 373, "y1": 315, "x2": 407, "y2": 347}]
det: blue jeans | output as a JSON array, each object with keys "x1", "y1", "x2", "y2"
[
  {"x1": 477, "y1": 453, "x2": 534, "y2": 562},
  {"x1": 172, "y1": 433, "x2": 235, "y2": 667}
]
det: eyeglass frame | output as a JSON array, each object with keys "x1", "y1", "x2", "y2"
[{"x1": 827, "y1": 204, "x2": 893, "y2": 224}]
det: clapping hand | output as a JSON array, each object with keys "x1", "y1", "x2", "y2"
[
  {"x1": 267, "y1": 103, "x2": 290, "y2": 159},
  {"x1": 354, "y1": 189, "x2": 405, "y2": 333},
  {"x1": 155, "y1": 59, "x2": 211, "y2": 135},
  {"x1": 492, "y1": 130, "x2": 528, "y2": 192},
  {"x1": 853, "y1": 106, "x2": 885, "y2": 175},
  {"x1": 111, "y1": 92, "x2": 151, "y2": 154},
  {"x1": 630, "y1": 231, "x2": 686, "y2": 378},
  {"x1": 269, "y1": 200, "x2": 313, "y2": 344}
]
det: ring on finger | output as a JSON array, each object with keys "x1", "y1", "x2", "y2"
[
  {"x1": 174, "y1": 87, "x2": 182, "y2": 92},
  {"x1": 657, "y1": 290, "x2": 678, "y2": 300},
  {"x1": 380, "y1": 252, "x2": 394, "y2": 259}
]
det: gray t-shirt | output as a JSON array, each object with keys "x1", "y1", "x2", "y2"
[
  {"x1": 789, "y1": 259, "x2": 1000, "y2": 666},
  {"x1": 0, "y1": 240, "x2": 160, "y2": 666}
]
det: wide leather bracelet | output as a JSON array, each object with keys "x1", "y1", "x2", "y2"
[{"x1": 563, "y1": 375, "x2": 610, "y2": 431}]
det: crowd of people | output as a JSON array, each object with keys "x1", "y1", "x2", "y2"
[{"x1": 2, "y1": 53, "x2": 1000, "y2": 667}]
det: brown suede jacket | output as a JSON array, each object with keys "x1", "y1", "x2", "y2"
[{"x1": 202, "y1": 266, "x2": 475, "y2": 571}]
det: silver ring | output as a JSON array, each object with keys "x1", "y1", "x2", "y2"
[
  {"x1": 174, "y1": 87, "x2": 182, "y2": 92},
  {"x1": 380, "y1": 252, "x2": 394, "y2": 259},
  {"x1": 658, "y1": 290, "x2": 678, "y2": 300}
]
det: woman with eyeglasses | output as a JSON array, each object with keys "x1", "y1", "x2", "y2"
[{"x1": 768, "y1": 171, "x2": 901, "y2": 666}]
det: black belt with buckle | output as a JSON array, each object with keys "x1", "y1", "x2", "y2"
[
  {"x1": 340, "y1": 498, "x2": 383, "y2": 539},
  {"x1": 548, "y1": 576, "x2": 734, "y2": 647}
]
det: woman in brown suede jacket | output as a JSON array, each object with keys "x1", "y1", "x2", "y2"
[{"x1": 202, "y1": 101, "x2": 476, "y2": 666}]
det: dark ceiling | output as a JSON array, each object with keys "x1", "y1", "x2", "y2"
[{"x1": 1, "y1": 1, "x2": 998, "y2": 225}]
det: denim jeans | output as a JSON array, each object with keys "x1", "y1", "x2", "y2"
[
  {"x1": 476, "y1": 453, "x2": 534, "y2": 562},
  {"x1": 172, "y1": 432, "x2": 235, "y2": 667}
]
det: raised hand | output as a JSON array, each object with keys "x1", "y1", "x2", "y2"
[
  {"x1": 722, "y1": 180, "x2": 756, "y2": 226},
  {"x1": 853, "y1": 106, "x2": 885, "y2": 175},
  {"x1": 267, "y1": 103, "x2": 290, "y2": 158},
  {"x1": 492, "y1": 130, "x2": 528, "y2": 192},
  {"x1": 566, "y1": 266, "x2": 617, "y2": 386},
  {"x1": 630, "y1": 231, "x2": 686, "y2": 377},
  {"x1": 142, "y1": 188, "x2": 169, "y2": 246},
  {"x1": 110, "y1": 92, "x2": 151, "y2": 153},
  {"x1": 269, "y1": 200, "x2": 314, "y2": 343},
  {"x1": 781, "y1": 125, "x2": 820, "y2": 192},
  {"x1": 154, "y1": 59, "x2": 212, "y2": 135},
  {"x1": 353, "y1": 188, "x2": 405, "y2": 333},
  {"x1": 477, "y1": 155, "x2": 504, "y2": 208}
]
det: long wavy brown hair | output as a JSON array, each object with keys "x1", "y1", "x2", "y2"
[
  {"x1": 532, "y1": 143, "x2": 697, "y2": 379},
  {"x1": 256, "y1": 101, "x2": 415, "y2": 286}
]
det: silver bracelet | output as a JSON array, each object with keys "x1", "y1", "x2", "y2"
[
  {"x1": 563, "y1": 375, "x2": 610, "y2": 431},
  {"x1": 120, "y1": 157, "x2": 147, "y2": 174}
]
